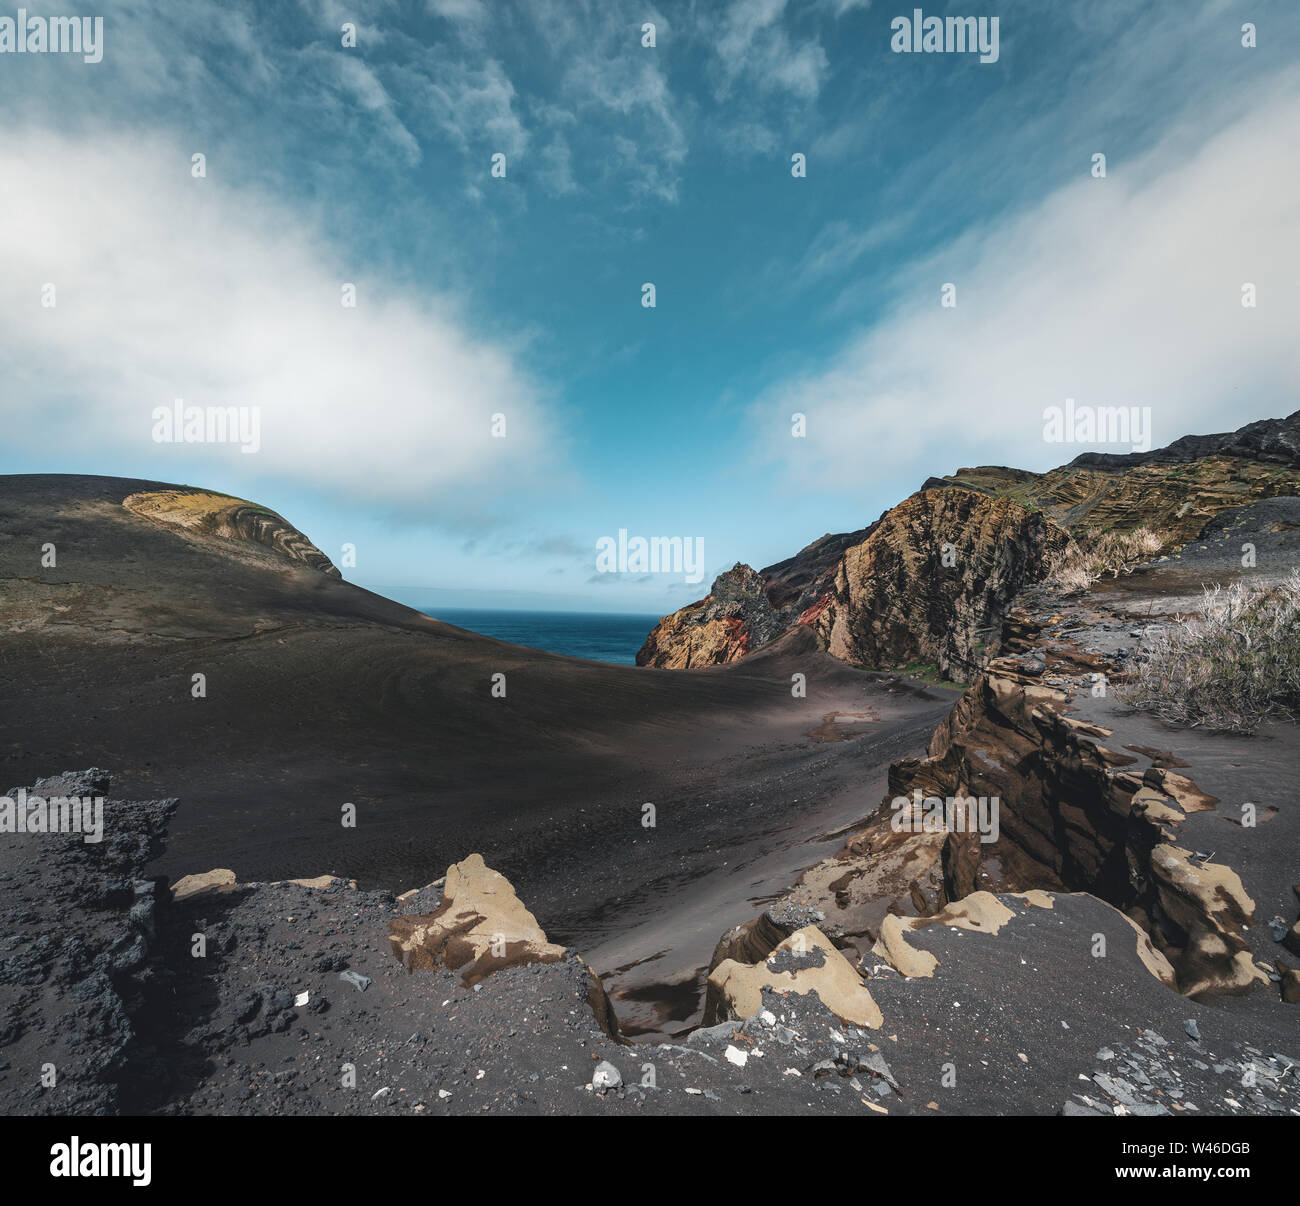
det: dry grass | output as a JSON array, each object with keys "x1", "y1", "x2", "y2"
[
  {"x1": 123, "y1": 489, "x2": 247, "y2": 529},
  {"x1": 1119, "y1": 571, "x2": 1300, "y2": 733},
  {"x1": 1045, "y1": 527, "x2": 1166, "y2": 591}
]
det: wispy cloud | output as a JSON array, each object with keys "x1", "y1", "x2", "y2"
[
  {"x1": 749, "y1": 75, "x2": 1300, "y2": 489},
  {"x1": 713, "y1": 0, "x2": 829, "y2": 100}
]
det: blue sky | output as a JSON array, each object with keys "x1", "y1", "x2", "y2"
[{"x1": 2, "y1": 0, "x2": 1298, "y2": 612}]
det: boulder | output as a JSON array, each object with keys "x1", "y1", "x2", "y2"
[
  {"x1": 704, "y1": 925, "x2": 882, "y2": 1029},
  {"x1": 1148, "y1": 845, "x2": 1266, "y2": 997},
  {"x1": 171, "y1": 868, "x2": 236, "y2": 901},
  {"x1": 707, "y1": 901, "x2": 827, "y2": 974},
  {"x1": 387, "y1": 853, "x2": 566, "y2": 986}
]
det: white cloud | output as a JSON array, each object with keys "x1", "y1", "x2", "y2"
[
  {"x1": 0, "y1": 130, "x2": 560, "y2": 514},
  {"x1": 750, "y1": 77, "x2": 1300, "y2": 487},
  {"x1": 423, "y1": 57, "x2": 529, "y2": 159},
  {"x1": 330, "y1": 53, "x2": 422, "y2": 164},
  {"x1": 530, "y1": 0, "x2": 687, "y2": 202},
  {"x1": 427, "y1": 0, "x2": 489, "y2": 22},
  {"x1": 714, "y1": 0, "x2": 828, "y2": 100}
]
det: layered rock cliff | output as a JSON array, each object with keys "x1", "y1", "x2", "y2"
[
  {"x1": 887, "y1": 642, "x2": 1265, "y2": 999},
  {"x1": 930, "y1": 409, "x2": 1300, "y2": 544},
  {"x1": 714, "y1": 510, "x2": 1300, "y2": 1006},
  {"x1": 639, "y1": 489, "x2": 1067, "y2": 680},
  {"x1": 123, "y1": 488, "x2": 340, "y2": 577},
  {"x1": 638, "y1": 410, "x2": 1300, "y2": 678}
]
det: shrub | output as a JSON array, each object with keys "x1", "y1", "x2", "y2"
[
  {"x1": 1045, "y1": 526, "x2": 1166, "y2": 591},
  {"x1": 1118, "y1": 571, "x2": 1300, "y2": 733}
]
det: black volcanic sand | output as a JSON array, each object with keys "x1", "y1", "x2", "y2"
[
  {"x1": 117, "y1": 884, "x2": 1300, "y2": 1116},
  {"x1": 0, "y1": 474, "x2": 955, "y2": 1034},
  {"x1": 4, "y1": 477, "x2": 1299, "y2": 1116},
  {"x1": 7, "y1": 803, "x2": 1295, "y2": 1117}
]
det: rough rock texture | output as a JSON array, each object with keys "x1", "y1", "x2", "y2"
[
  {"x1": 123, "y1": 488, "x2": 340, "y2": 577},
  {"x1": 388, "y1": 853, "x2": 568, "y2": 985},
  {"x1": 639, "y1": 410, "x2": 1300, "y2": 676},
  {"x1": 707, "y1": 901, "x2": 830, "y2": 972},
  {"x1": 885, "y1": 648, "x2": 1263, "y2": 998},
  {"x1": 806, "y1": 490, "x2": 1068, "y2": 682},
  {"x1": 640, "y1": 489, "x2": 1067, "y2": 681},
  {"x1": 704, "y1": 925, "x2": 883, "y2": 1030},
  {"x1": 635, "y1": 563, "x2": 782, "y2": 669},
  {"x1": 735, "y1": 497, "x2": 1299, "y2": 1009},
  {"x1": 171, "y1": 868, "x2": 236, "y2": 901},
  {"x1": 0, "y1": 770, "x2": 176, "y2": 1115},
  {"x1": 934, "y1": 410, "x2": 1300, "y2": 545}
]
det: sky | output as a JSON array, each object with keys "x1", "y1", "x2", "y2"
[{"x1": 1, "y1": 0, "x2": 1298, "y2": 613}]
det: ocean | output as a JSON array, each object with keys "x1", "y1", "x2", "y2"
[{"x1": 423, "y1": 608, "x2": 662, "y2": 666}]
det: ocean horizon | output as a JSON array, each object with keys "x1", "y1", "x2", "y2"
[{"x1": 423, "y1": 607, "x2": 662, "y2": 666}]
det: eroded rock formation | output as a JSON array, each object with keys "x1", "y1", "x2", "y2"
[
  {"x1": 123, "y1": 489, "x2": 340, "y2": 577},
  {"x1": 704, "y1": 925, "x2": 883, "y2": 1030},
  {"x1": 887, "y1": 651, "x2": 1265, "y2": 997},
  {"x1": 640, "y1": 489, "x2": 1067, "y2": 681},
  {"x1": 388, "y1": 853, "x2": 567, "y2": 985},
  {"x1": 634, "y1": 563, "x2": 781, "y2": 669},
  {"x1": 638, "y1": 410, "x2": 1300, "y2": 677},
  {"x1": 806, "y1": 490, "x2": 1068, "y2": 682}
]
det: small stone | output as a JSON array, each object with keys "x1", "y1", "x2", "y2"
[
  {"x1": 1061, "y1": 1100, "x2": 1104, "y2": 1116},
  {"x1": 591, "y1": 1060, "x2": 622, "y2": 1092}
]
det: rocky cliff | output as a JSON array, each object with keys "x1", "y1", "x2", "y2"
[
  {"x1": 638, "y1": 410, "x2": 1300, "y2": 678},
  {"x1": 713, "y1": 496, "x2": 1300, "y2": 1012},
  {"x1": 123, "y1": 488, "x2": 340, "y2": 577},
  {"x1": 930, "y1": 409, "x2": 1300, "y2": 544},
  {"x1": 639, "y1": 488, "x2": 1064, "y2": 680}
]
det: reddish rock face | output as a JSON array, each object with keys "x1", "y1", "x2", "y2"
[
  {"x1": 633, "y1": 562, "x2": 775, "y2": 669},
  {"x1": 637, "y1": 488, "x2": 1068, "y2": 681},
  {"x1": 636, "y1": 410, "x2": 1300, "y2": 679}
]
